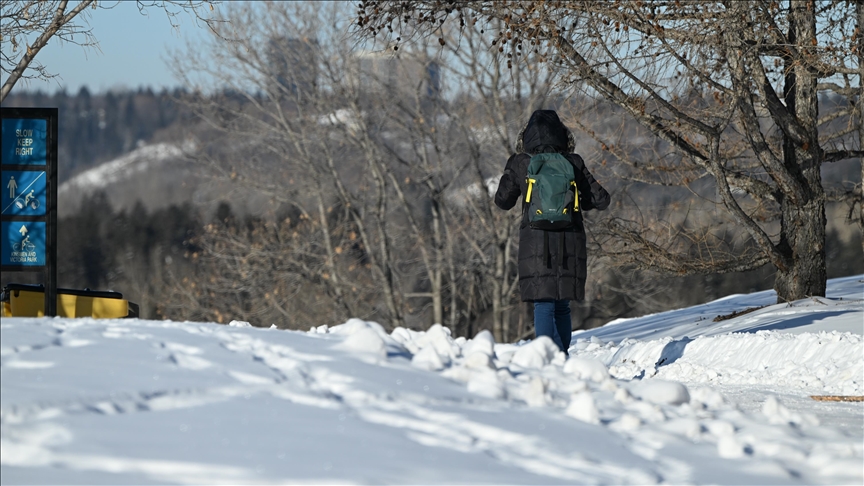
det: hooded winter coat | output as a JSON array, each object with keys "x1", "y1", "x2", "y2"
[{"x1": 494, "y1": 110, "x2": 610, "y2": 302}]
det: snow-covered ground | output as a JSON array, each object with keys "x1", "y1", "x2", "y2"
[{"x1": 2, "y1": 276, "x2": 862, "y2": 485}]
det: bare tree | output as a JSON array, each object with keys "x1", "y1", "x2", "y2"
[
  {"x1": 169, "y1": 1, "x2": 724, "y2": 341},
  {"x1": 854, "y1": 1, "x2": 864, "y2": 256},
  {"x1": 0, "y1": 0, "x2": 222, "y2": 101},
  {"x1": 167, "y1": 2, "x2": 423, "y2": 329},
  {"x1": 357, "y1": 1, "x2": 862, "y2": 303},
  {"x1": 165, "y1": 2, "x2": 567, "y2": 341}
]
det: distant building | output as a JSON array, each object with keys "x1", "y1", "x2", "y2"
[
  {"x1": 267, "y1": 37, "x2": 319, "y2": 98},
  {"x1": 351, "y1": 50, "x2": 441, "y2": 99}
]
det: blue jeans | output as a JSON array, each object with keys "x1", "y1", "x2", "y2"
[{"x1": 533, "y1": 300, "x2": 572, "y2": 354}]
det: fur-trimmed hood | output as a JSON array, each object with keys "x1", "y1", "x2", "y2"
[{"x1": 515, "y1": 110, "x2": 576, "y2": 154}]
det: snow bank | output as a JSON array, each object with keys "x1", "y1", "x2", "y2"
[
  {"x1": 567, "y1": 277, "x2": 863, "y2": 396},
  {"x1": 599, "y1": 330, "x2": 863, "y2": 395},
  {"x1": 2, "y1": 277, "x2": 862, "y2": 485},
  {"x1": 563, "y1": 357, "x2": 610, "y2": 382},
  {"x1": 296, "y1": 278, "x2": 863, "y2": 484},
  {"x1": 629, "y1": 380, "x2": 690, "y2": 405}
]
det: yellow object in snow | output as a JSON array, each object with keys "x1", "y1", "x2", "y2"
[{"x1": 1, "y1": 284, "x2": 138, "y2": 318}]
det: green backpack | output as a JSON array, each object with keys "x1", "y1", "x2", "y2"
[{"x1": 525, "y1": 153, "x2": 579, "y2": 230}]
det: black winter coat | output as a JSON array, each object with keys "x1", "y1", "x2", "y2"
[{"x1": 494, "y1": 110, "x2": 610, "y2": 302}]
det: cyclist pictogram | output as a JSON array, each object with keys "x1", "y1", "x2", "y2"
[
  {"x1": 13, "y1": 234, "x2": 36, "y2": 252},
  {"x1": 13, "y1": 189, "x2": 39, "y2": 210}
]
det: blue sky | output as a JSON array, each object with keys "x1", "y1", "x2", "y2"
[{"x1": 11, "y1": 2, "x2": 212, "y2": 94}]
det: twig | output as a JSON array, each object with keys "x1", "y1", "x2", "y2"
[
  {"x1": 810, "y1": 396, "x2": 864, "y2": 402},
  {"x1": 712, "y1": 305, "x2": 767, "y2": 322}
]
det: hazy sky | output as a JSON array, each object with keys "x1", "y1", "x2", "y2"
[{"x1": 11, "y1": 2, "x2": 212, "y2": 94}]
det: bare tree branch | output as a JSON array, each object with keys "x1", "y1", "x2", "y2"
[
  {"x1": 824, "y1": 150, "x2": 864, "y2": 163},
  {"x1": 1, "y1": 0, "x2": 223, "y2": 101}
]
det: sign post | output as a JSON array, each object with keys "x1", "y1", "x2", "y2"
[{"x1": 1, "y1": 108, "x2": 58, "y2": 316}]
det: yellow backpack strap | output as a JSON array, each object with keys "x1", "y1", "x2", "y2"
[
  {"x1": 526, "y1": 178, "x2": 536, "y2": 203},
  {"x1": 571, "y1": 181, "x2": 579, "y2": 211}
]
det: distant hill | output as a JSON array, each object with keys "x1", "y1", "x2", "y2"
[
  {"x1": 56, "y1": 140, "x2": 281, "y2": 219},
  {"x1": 58, "y1": 142, "x2": 193, "y2": 217},
  {"x1": 3, "y1": 87, "x2": 192, "y2": 184}
]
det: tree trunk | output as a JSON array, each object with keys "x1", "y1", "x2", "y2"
[
  {"x1": 857, "y1": 1, "x2": 864, "y2": 257},
  {"x1": 774, "y1": 0, "x2": 826, "y2": 303},
  {"x1": 491, "y1": 237, "x2": 506, "y2": 342},
  {"x1": 430, "y1": 197, "x2": 444, "y2": 326},
  {"x1": 775, "y1": 195, "x2": 826, "y2": 301},
  {"x1": 446, "y1": 223, "x2": 458, "y2": 331},
  {"x1": 315, "y1": 190, "x2": 351, "y2": 320}
]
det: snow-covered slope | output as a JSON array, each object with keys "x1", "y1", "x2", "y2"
[
  {"x1": 56, "y1": 142, "x2": 200, "y2": 217},
  {"x1": 56, "y1": 141, "x2": 277, "y2": 218},
  {"x1": 59, "y1": 143, "x2": 185, "y2": 195},
  {"x1": 2, "y1": 276, "x2": 862, "y2": 484},
  {"x1": 573, "y1": 275, "x2": 863, "y2": 397}
]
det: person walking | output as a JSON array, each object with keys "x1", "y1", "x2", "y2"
[{"x1": 494, "y1": 110, "x2": 610, "y2": 355}]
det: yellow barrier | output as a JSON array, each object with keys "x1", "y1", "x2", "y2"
[{"x1": 1, "y1": 284, "x2": 137, "y2": 319}]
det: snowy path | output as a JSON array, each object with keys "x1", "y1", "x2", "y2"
[
  {"x1": 715, "y1": 386, "x2": 862, "y2": 431},
  {"x1": 2, "y1": 320, "x2": 658, "y2": 484},
  {"x1": 1, "y1": 276, "x2": 862, "y2": 484}
]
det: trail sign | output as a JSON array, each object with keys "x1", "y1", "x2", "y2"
[{"x1": 1, "y1": 108, "x2": 57, "y2": 316}]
